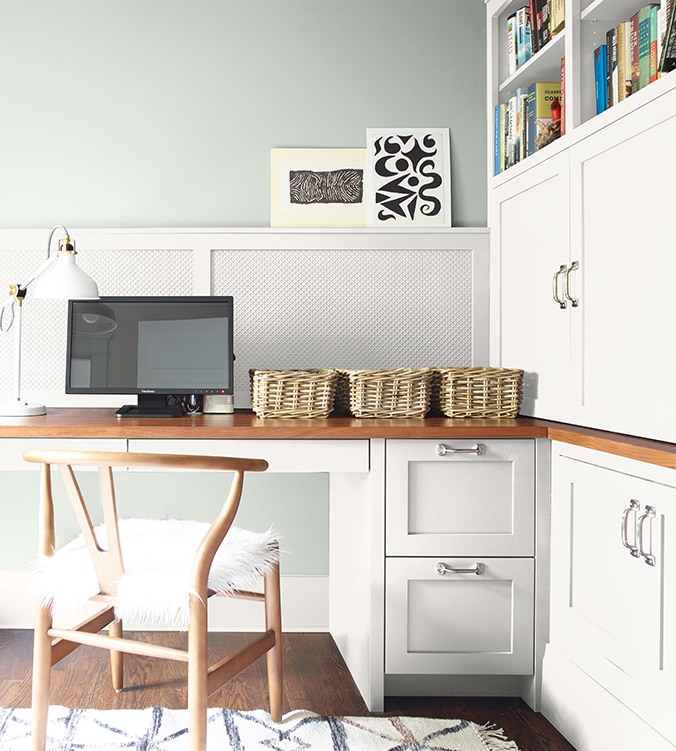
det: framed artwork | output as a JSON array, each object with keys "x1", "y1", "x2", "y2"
[
  {"x1": 270, "y1": 148, "x2": 367, "y2": 228},
  {"x1": 366, "y1": 128, "x2": 451, "y2": 227}
]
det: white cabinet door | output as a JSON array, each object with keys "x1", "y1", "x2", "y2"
[
  {"x1": 386, "y1": 556, "x2": 534, "y2": 675},
  {"x1": 491, "y1": 152, "x2": 572, "y2": 421},
  {"x1": 549, "y1": 443, "x2": 676, "y2": 745},
  {"x1": 569, "y1": 87, "x2": 676, "y2": 443},
  {"x1": 386, "y1": 439, "x2": 534, "y2": 557}
]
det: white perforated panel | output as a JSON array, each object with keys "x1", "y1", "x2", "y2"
[{"x1": 211, "y1": 248, "x2": 473, "y2": 407}]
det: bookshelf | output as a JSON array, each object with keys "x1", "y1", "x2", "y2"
[{"x1": 487, "y1": 0, "x2": 676, "y2": 178}]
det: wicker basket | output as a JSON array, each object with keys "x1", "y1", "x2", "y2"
[
  {"x1": 335, "y1": 368, "x2": 433, "y2": 418},
  {"x1": 435, "y1": 367, "x2": 524, "y2": 418},
  {"x1": 250, "y1": 369, "x2": 337, "y2": 418}
]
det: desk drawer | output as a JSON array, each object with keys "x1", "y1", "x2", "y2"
[
  {"x1": 385, "y1": 556, "x2": 534, "y2": 675},
  {"x1": 128, "y1": 439, "x2": 370, "y2": 473},
  {"x1": 386, "y1": 439, "x2": 535, "y2": 556}
]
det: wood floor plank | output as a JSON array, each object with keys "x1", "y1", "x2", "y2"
[{"x1": 0, "y1": 629, "x2": 575, "y2": 750}]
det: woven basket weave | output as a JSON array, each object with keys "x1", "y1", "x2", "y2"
[
  {"x1": 335, "y1": 368, "x2": 433, "y2": 418},
  {"x1": 250, "y1": 369, "x2": 337, "y2": 418},
  {"x1": 436, "y1": 367, "x2": 524, "y2": 418}
]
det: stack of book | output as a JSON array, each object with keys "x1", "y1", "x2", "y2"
[
  {"x1": 494, "y1": 82, "x2": 562, "y2": 175},
  {"x1": 507, "y1": 0, "x2": 557, "y2": 76},
  {"x1": 594, "y1": 0, "x2": 675, "y2": 114}
]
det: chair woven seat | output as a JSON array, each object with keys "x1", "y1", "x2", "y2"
[{"x1": 30, "y1": 518, "x2": 279, "y2": 630}]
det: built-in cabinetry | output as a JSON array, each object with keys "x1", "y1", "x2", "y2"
[
  {"x1": 384, "y1": 439, "x2": 535, "y2": 677},
  {"x1": 544, "y1": 442, "x2": 676, "y2": 750},
  {"x1": 488, "y1": 0, "x2": 676, "y2": 444}
]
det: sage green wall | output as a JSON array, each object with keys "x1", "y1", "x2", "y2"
[
  {"x1": 2, "y1": 471, "x2": 329, "y2": 575},
  {"x1": 0, "y1": 0, "x2": 486, "y2": 228}
]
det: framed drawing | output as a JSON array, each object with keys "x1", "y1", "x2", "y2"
[
  {"x1": 270, "y1": 148, "x2": 367, "y2": 227},
  {"x1": 366, "y1": 128, "x2": 451, "y2": 227}
]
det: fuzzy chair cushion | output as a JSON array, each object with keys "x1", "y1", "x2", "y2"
[{"x1": 29, "y1": 518, "x2": 279, "y2": 630}]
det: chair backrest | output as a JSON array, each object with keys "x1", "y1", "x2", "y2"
[{"x1": 23, "y1": 449, "x2": 269, "y2": 598}]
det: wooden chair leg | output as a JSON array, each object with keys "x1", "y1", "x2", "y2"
[
  {"x1": 188, "y1": 593, "x2": 209, "y2": 751},
  {"x1": 31, "y1": 605, "x2": 53, "y2": 751},
  {"x1": 264, "y1": 559, "x2": 283, "y2": 722},
  {"x1": 109, "y1": 619, "x2": 124, "y2": 691}
]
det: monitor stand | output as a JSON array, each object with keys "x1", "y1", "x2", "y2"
[{"x1": 115, "y1": 394, "x2": 183, "y2": 418}]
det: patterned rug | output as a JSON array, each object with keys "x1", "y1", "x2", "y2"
[{"x1": 0, "y1": 706, "x2": 522, "y2": 750}]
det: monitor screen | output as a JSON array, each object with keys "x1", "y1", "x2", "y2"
[{"x1": 66, "y1": 296, "x2": 233, "y2": 417}]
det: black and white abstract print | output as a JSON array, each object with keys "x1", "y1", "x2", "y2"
[
  {"x1": 289, "y1": 168, "x2": 363, "y2": 205},
  {"x1": 367, "y1": 129, "x2": 451, "y2": 227}
]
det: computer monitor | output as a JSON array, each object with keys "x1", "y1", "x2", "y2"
[{"x1": 66, "y1": 296, "x2": 234, "y2": 417}]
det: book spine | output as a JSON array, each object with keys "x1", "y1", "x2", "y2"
[
  {"x1": 631, "y1": 11, "x2": 641, "y2": 91},
  {"x1": 516, "y1": 7, "x2": 532, "y2": 67},
  {"x1": 494, "y1": 104, "x2": 501, "y2": 176},
  {"x1": 507, "y1": 14, "x2": 517, "y2": 76},
  {"x1": 616, "y1": 22, "x2": 629, "y2": 101},
  {"x1": 560, "y1": 55, "x2": 566, "y2": 135},
  {"x1": 550, "y1": 0, "x2": 565, "y2": 34},
  {"x1": 650, "y1": 4, "x2": 659, "y2": 80},
  {"x1": 539, "y1": 0, "x2": 551, "y2": 48},
  {"x1": 526, "y1": 85, "x2": 537, "y2": 157},
  {"x1": 660, "y1": 0, "x2": 676, "y2": 71},
  {"x1": 516, "y1": 86, "x2": 529, "y2": 162},
  {"x1": 529, "y1": 0, "x2": 540, "y2": 53},
  {"x1": 607, "y1": 27, "x2": 618, "y2": 106},
  {"x1": 639, "y1": 5, "x2": 656, "y2": 89},
  {"x1": 594, "y1": 45, "x2": 609, "y2": 114}
]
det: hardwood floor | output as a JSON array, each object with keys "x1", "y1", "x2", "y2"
[{"x1": 0, "y1": 629, "x2": 575, "y2": 750}]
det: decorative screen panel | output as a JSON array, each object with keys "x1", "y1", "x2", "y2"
[{"x1": 211, "y1": 248, "x2": 473, "y2": 407}]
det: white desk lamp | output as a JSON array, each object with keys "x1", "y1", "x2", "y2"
[{"x1": 0, "y1": 225, "x2": 100, "y2": 417}]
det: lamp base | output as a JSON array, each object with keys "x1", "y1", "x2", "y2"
[{"x1": 0, "y1": 400, "x2": 47, "y2": 417}]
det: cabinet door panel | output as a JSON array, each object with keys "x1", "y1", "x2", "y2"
[
  {"x1": 492, "y1": 154, "x2": 570, "y2": 421},
  {"x1": 386, "y1": 439, "x2": 534, "y2": 556},
  {"x1": 550, "y1": 444, "x2": 676, "y2": 744},
  {"x1": 386, "y1": 556, "x2": 534, "y2": 674},
  {"x1": 570, "y1": 89, "x2": 676, "y2": 443}
]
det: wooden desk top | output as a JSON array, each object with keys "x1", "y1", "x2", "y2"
[{"x1": 0, "y1": 408, "x2": 674, "y2": 469}]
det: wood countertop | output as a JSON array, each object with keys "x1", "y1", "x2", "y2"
[{"x1": 0, "y1": 408, "x2": 674, "y2": 470}]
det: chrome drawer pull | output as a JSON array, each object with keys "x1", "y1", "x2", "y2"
[
  {"x1": 637, "y1": 505, "x2": 657, "y2": 567},
  {"x1": 552, "y1": 264, "x2": 568, "y2": 309},
  {"x1": 436, "y1": 562, "x2": 485, "y2": 576},
  {"x1": 565, "y1": 260, "x2": 579, "y2": 307},
  {"x1": 621, "y1": 499, "x2": 641, "y2": 557},
  {"x1": 437, "y1": 443, "x2": 485, "y2": 457}
]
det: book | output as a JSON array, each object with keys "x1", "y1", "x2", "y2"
[
  {"x1": 660, "y1": 0, "x2": 676, "y2": 70},
  {"x1": 594, "y1": 44, "x2": 609, "y2": 113},
  {"x1": 616, "y1": 21, "x2": 631, "y2": 101},
  {"x1": 658, "y1": 0, "x2": 673, "y2": 65},
  {"x1": 650, "y1": 4, "x2": 659, "y2": 80},
  {"x1": 607, "y1": 27, "x2": 618, "y2": 106},
  {"x1": 516, "y1": 86, "x2": 530, "y2": 162},
  {"x1": 630, "y1": 11, "x2": 641, "y2": 91},
  {"x1": 537, "y1": 0, "x2": 551, "y2": 49},
  {"x1": 494, "y1": 104, "x2": 502, "y2": 175},
  {"x1": 505, "y1": 94, "x2": 517, "y2": 168},
  {"x1": 507, "y1": 14, "x2": 518, "y2": 76},
  {"x1": 525, "y1": 81, "x2": 562, "y2": 154},
  {"x1": 550, "y1": 0, "x2": 565, "y2": 34},
  {"x1": 529, "y1": 0, "x2": 541, "y2": 53},
  {"x1": 516, "y1": 6, "x2": 533, "y2": 67},
  {"x1": 639, "y1": 4, "x2": 659, "y2": 89},
  {"x1": 560, "y1": 56, "x2": 566, "y2": 135}
]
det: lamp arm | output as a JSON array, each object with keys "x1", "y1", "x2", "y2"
[{"x1": 0, "y1": 225, "x2": 69, "y2": 331}]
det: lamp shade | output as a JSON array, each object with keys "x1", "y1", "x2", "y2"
[{"x1": 32, "y1": 251, "x2": 99, "y2": 300}]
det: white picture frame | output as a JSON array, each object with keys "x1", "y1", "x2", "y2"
[
  {"x1": 366, "y1": 128, "x2": 451, "y2": 227},
  {"x1": 270, "y1": 148, "x2": 367, "y2": 228}
]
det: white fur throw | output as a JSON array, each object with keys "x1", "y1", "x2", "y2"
[{"x1": 28, "y1": 519, "x2": 279, "y2": 630}]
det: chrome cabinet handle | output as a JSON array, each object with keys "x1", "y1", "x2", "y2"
[
  {"x1": 564, "y1": 260, "x2": 579, "y2": 307},
  {"x1": 437, "y1": 443, "x2": 485, "y2": 457},
  {"x1": 553, "y1": 264, "x2": 568, "y2": 309},
  {"x1": 637, "y1": 505, "x2": 657, "y2": 567},
  {"x1": 436, "y1": 562, "x2": 485, "y2": 576},
  {"x1": 621, "y1": 499, "x2": 641, "y2": 558}
]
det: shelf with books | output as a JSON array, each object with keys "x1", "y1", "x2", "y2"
[
  {"x1": 581, "y1": 0, "x2": 675, "y2": 123},
  {"x1": 499, "y1": 30, "x2": 566, "y2": 92}
]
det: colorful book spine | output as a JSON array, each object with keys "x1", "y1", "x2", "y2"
[
  {"x1": 560, "y1": 55, "x2": 566, "y2": 135},
  {"x1": 631, "y1": 11, "x2": 641, "y2": 91},
  {"x1": 507, "y1": 14, "x2": 518, "y2": 76},
  {"x1": 607, "y1": 27, "x2": 618, "y2": 106},
  {"x1": 650, "y1": 4, "x2": 659, "y2": 80},
  {"x1": 550, "y1": 0, "x2": 565, "y2": 34},
  {"x1": 639, "y1": 4, "x2": 658, "y2": 89},
  {"x1": 616, "y1": 21, "x2": 631, "y2": 101},
  {"x1": 594, "y1": 44, "x2": 609, "y2": 113},
  {"x1": 516, "y1": 6, "x2": 533, "y2": 67}
]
